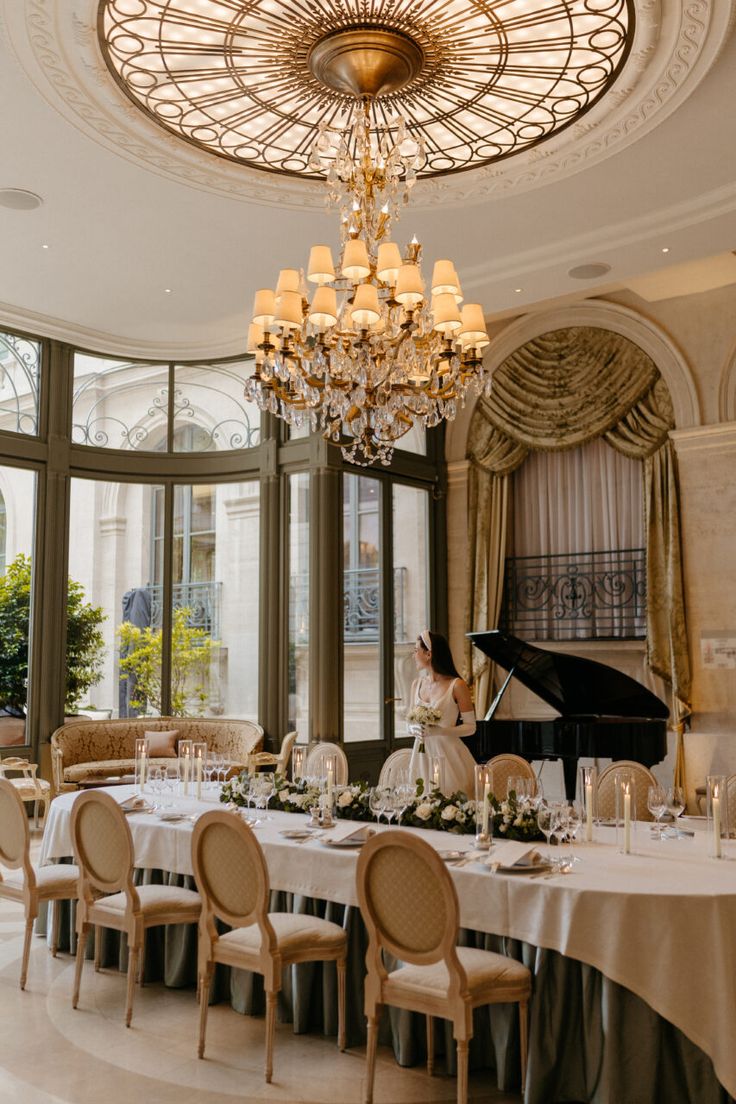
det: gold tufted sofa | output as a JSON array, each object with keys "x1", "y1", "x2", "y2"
[{"x1": 50, "y1": 717, "x2": 264, "y2": 791}]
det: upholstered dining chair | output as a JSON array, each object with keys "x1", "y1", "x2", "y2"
[
  {"x1": 70, "y1": 789, "x2": 201, "y2": 1026},
  {"x1": 0, "y1": 778, "x2": 80, "y2": 989},
  {"x1": 0, "y1": 757, "x2": 51, "y2": 829},
  {"x1": 597, "y1": 761, "x2": 657, "y2": 822},
  {"x1": 191, "y1": 809, "x2": 347, "y2": 1083},
  {"x1": 725, "y1": 775, "x2": 736, "y2": 836},
  {"x1": 486, "y1": 753, "x2": 538, "y2": 800},
  {"x1": 356, "y1": 830, "x2": 532, "y2": 1104},
  {"x1": 378, "y1": 748, "x2": 412, "y2": 789},
  {"x1": 305, "y1": 741, "x2": 349, "y2": 785},
  {"x1": 248, "y1": 730, "x2": 299, "y2": 776}
]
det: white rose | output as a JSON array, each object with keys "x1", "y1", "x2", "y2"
[
  {"x1": 337, "y1": 790, "x2": 353, "y2": 808},
  {"x1": 441, "y1": 804, "x2": 457, "y2": 821},
  {"x1": 415, "y1": 803, "x2": 433, "y2": 821},
  {"x1": 499, "y1": 823, "x2": 508, "y2": 833}
]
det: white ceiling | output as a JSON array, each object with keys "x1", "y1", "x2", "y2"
[{"x1": 0, "y1": 0, "x2": 735, "y2": 359}]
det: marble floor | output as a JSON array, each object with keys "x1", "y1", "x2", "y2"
[{"x1": 0, "y1": 841, "x2": 522, "y2": 1104}]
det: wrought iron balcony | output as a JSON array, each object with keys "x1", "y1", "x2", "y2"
[
  {"x1": 290, "y1": 566, "x2": 408, "y2": 644},
  {"x1": 148, "y1": 580, "x2": 222, "y2": 638},
  {"x1": 499, "y1": 548, "x2": 646, "y2": 641}
]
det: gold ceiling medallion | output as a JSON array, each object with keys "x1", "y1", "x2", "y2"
[{"x1": 97, "y1": 0, "x2": 634, "y2": 179}]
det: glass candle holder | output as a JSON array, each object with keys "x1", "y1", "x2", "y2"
[
  {"x1": 707, "y1": 775, "x2": 728, "y2": 859},
  {"x1": 192, "y1": 742, "x2": 207, "y2": 801},
  {"x1": 474, "y1": 763, "x2": 494, "y2": 850},
  {"x1": 322, "y1": 752, "x2": 337, "y2": 808},
  {"x1": 579, "y1": 764, "x2": 598, "y2": 842},
  {"x1": 178, "y1": 739, "x2": 193, "y2": 795},
  {"x1": 429, "y1": 755, "x2": 446, "y2": 795},
  {"x1": 291, "y1": 745, "x2": 305, "y2": 782},
  {"x1": 135, "y1": 737, "x2": 147, "y2": 792},
  {"x1": 614, "y1": 769, "x2": 636, "y2": 854}
]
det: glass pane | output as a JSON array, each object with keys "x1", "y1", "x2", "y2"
[
  {"x1": 288, "y1": 422, "x2": 310, "y2": 440},
  {"x1": 0, "y1": 466, "x2": 36, "y2": 746},
  {"x1": 72, "y1": 355, "x2": 170, "y2": 450},
  {"x1": 173, "y1": 362, "x2": 260, "y2": 451},
  {"x1": 0, "y1": 333, "x2": 40, "y2": 436},
  {"x1": 395, "y1": 421, "x2": 426, "y2": 455},
  {"x1": 343, "y1": 474, "x2": 381, "y2": 743},
  {"x1": 288, "y1": 473, "x2": 309, "y2": 740},
  {"x1": 68, "y1": 479, "x2": 160, "y2": 719},
  {"x1": 171, "y1": 482, "x2": 259, "y2": 718},
  {"x1": 392, "y1": 485, "x2": 430, "y2": 737}
]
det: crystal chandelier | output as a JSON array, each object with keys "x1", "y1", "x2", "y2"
[{"x1": 245, "y1": 32, "x2": 492, "y2": 465}]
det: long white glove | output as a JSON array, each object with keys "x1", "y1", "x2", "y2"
[{"x1": 426, "y1": 710, "x2": 476, "y2": 739}]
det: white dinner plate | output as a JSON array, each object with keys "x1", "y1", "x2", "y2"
[
  {"x1": 279, "y1": 829, "x2": 313, "y2": 840},
  {"x1": 438, "y1": 850, "x2": 466, "y2": 861},
  {"x1": 496, "y1": 861, "x2": 553, "y2": 875},
  {"x1": 155, "y1": 810, "x2": 189, "y2": 822},
  {"x1": 319, "y1": 836, "x2": 366, "y2": 849}
]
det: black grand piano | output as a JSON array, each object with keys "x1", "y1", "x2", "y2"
[{"x1": 465, "y1": 630, "x2": 669, "y2": 798}]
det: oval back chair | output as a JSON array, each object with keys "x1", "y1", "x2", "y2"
[
  {"x1": 378, "y1": 748, "x2": 413, "y2": 789},
  {"x1": 486, "y1": 753, "x2": 538, "y2": 800},
  {"x1": 597, "y1": 761, "x2": 657, "y2": 822},
  {"x1": 304, "y1": 741, "x2": 349, "y2": 785}
]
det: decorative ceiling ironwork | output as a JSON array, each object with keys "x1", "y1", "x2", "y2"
[{"x1": 98, "y1": 0, "x2": 635, "y2": 179}]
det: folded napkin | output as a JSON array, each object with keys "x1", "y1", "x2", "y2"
[
  {"x1": 322, "y1": 823, "x2": 375, "y2": 845},
  {"x1": 496, "y1": 841, "x2": 543, "y2": 868},
  {"x1": 118, "y1": 794, "x2": 152, "y2": 813}
]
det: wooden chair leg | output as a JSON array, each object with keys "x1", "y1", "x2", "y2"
[
  {"x1": 51, "y1": 899, "x2": 60, "y2": 958},
  {"x1": 72, "y1": 923, "x2": 87, "y2": 1008},
  {"x1": 125, "y1": 944, "x2": 139, "y2": 1027},
  {"x1": 337, "y1": 957, "x2": 347, "y2": 1051},
  {"x1": 264, "y1": 990, "x2": 277, "y2": 1084},
  {"x1": 138, "y1": 933, "x2": 146, "y2": 986},
  {"x1": 197, "y1": 965, "x2": 213, "y2": 1059},
  {"x1": 33, "y1": 799, "x2": 39, "y2": 831},
  {"x1": 364, "y1": 1012, "x2": 380, "y2": 1104},
  {"x1": 426, "y1": 1014, "x2": 435, "y2": 1075},
  {"x1": 519, "y1": 999, "x2": 529, "y2": 1094},
  {"x1": 94, "y1": 925, "x2": 102, "y2": 971},
  {"x1": 456, "y1": 1039, "x2": 469, "y2": 1104},
  {"x1": 20, "y1": 915, "x2": 34, "y2": 990}
]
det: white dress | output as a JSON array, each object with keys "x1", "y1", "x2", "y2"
[{"x1": 407, "y1": 676, "x2": 476, "y2": 797}]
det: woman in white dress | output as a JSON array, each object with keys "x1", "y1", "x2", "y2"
[{"x1": 407, "y1": 629, "x2": 477, "y2": 796}]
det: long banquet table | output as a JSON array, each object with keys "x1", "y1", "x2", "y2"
[{"x1": 40, "y1": 786, "x2": 736, "y2": 1103}]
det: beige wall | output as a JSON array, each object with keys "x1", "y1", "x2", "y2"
[{"x1": 447, "y1": 283, "x2": 736, "y2": 806}]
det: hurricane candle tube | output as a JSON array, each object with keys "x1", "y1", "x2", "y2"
[
  {"x1": 614, "y1": 770, "x2": 635, "y2": 854},
  {"x1": 474, "y1": 764, "x2": 493, "y2": 850},
  {"x1": 707, "y1": 775, "x2": 728, "y2": 859},
  {"x1": 135, "y1": 737, "x2": 147, "y2": 793},
  {"x1": 193, "y1": 742, "x2": 207, "y2": 802},
  {"x1": 291, "y1": 745, "x2": 305, "y2": 782},
  {"x1": 430, "y1": 755, "x2": 445, "y2": 794},
  {"x1": 579, "y1": 765, "x2": 597, "y2": 841},
  {"x1": 178, "y1": 739, "x2": 193, "y2": 796}
]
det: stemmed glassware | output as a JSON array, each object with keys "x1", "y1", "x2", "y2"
[
  {"x1": 647, "y1": 784, "x2": 667, "y2": 838},
  {"x1": 665, "y1": 785, "x2": 685, "y2": 836},
  {"x1": 368, "y1": 786, "x2": 387, "y2": 825},
  {"x1": 536, "y1": 805, "x2": 556, "y2": 862}
]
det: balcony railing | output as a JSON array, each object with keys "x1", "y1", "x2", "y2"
[
  {"x1": 289, "y1": 566, "x2": 408, "y2": 644},
  {"x1": 148, "y1": 580, "x2": 222, "y2": 637},
  {"x1": 499, "y1": 548, "x2": 646, "y2": 640}
]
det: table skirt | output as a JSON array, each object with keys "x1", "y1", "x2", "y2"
[{"x1": 36, "y1": 866, "x2": 733, "y2": 1104}]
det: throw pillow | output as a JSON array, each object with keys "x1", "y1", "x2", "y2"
[{"x1": 144, "y1": 730, "x2": 179, "y2": 758}]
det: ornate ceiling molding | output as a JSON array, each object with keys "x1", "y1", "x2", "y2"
[{"x1": 1, "y1": 0, "x2": 733, "y2": 210}]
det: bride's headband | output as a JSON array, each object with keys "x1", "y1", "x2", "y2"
[{"x1": 419, "y1": 629, "x2": 432, "y2": 652}]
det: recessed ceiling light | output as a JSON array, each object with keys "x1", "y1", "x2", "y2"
[
  {"x1": 0, "y1": 189, "x2": 43, "y2": 211},
  {"x1": 164, "y1": 288, "x2": 172, "y2": 294},
  {"x1": 661, "y1": 247, "x2": 670, "y2": 254},
  {"x1": 514, "y1": 287, "x2": 523, "y2": 293},
  {"x1": 42, "y1": 244, "x2": 49, "y2": 250},
  {"x1": 568, "y1": 262, "x2": 611, "y2": 280}
]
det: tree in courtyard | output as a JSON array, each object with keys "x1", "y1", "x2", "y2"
[
  {"x1": 0, "y1": 553, "x2": 106, "y2": 715},
  {"x1": 117, "y1": 605, "x2": 217, "y2": 716}
]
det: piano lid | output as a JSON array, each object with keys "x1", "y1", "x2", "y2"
[{"x1": 468, "y1": 630, "x2": 669, "y2": 720}]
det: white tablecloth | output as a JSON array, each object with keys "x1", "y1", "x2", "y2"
[{"x1": 41, "y1": 787, "x2": 736, "y2": 1098}]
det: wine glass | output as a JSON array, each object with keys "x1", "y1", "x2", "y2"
[
  {"x1": 565, "y1": 801, "x2": 582, "y2": 864},
  {"x1": 665, "y1": 785, "x2": 686, "y2": 837},
  {"x1": 254, "y1": 773, "x2": 274, "y2": 818},
  {"x1": 536, "y1": 805, "x2": 555, "y2": 862},
  {"x1": 368, "y1": 786, "x2": 386, "y2": 825},
  {"x1": 647, "y1": 785, "x2": 667, "y2": 838}
]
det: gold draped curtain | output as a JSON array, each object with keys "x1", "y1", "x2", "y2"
[{"x1": 465, "y1": 328, "x2": 690, "y2": 788}]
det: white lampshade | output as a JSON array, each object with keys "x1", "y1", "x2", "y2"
[
  {"x1": 275, "y1": 268, "x2": 300, "y2": 296},
  {"x1": 252, "y1": 289, "x2": 276, "y2": 326},
  {"x1": 307, "y1": 245, "x2": 335, "y2": 285},
  {"x1": 458, "y1": 303, "x2": 490, "y2": 348},
  {"x1": 274, "y1": 290, "x2": 303, "y2": 330},
  {"x1": 376, "y1": 242, "x2": 402, "y2": 284},
  {"x1": 341, "y1": 239, "x2": 371, "y2": 281},
  {"x1": 308, "y1": 285, "x2": 338, "y2": 329},
  {"x1": 246, "y1": 322, "x2": 264, "y2": 354},
  {"x1": 351, "y1": 283, "x2": 381, "y2": 327},
  {"x1": 431, "y1": 259, "x2": 460, "y2": 296},
  {"x1": 432, "y1": 292, "x2": 462, "y2": 335},
  {"x1": 395, "y1": 263, "x2": 424, "y2": 308}
]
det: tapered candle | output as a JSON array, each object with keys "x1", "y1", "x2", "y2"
[
  {"x1": 585, "y1": 783, "x2": 593, "y2": 841},
  {"x1": 196, "y1": 748, "x2": 203, "y2": 802},
  {"x1": 482, "y1": 781, "x2": 490, "y2": 835},
  {"x1": 140, "y1": 747, "x2": 147, "y2": 791},
  {"x1": 183, "y1": 747, "x2": 190, "y2": 796},
  {"x1": 623, "y1": 786, "x2": 631, "y2": 854},
  {"x1": 326, "y1": 765, "x2": 334, "y2": 806},
  {"x1": 713, "y1": 794, "x2": 722, "y2": 858}
]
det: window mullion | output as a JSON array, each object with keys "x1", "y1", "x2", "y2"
[{"x1": 160, "y1": 482, "x2": 174, "y2": 717}]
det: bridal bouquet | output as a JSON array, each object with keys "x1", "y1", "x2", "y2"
[{"x1": 406, "y1": 704, "x2": 441, "y2": 753}]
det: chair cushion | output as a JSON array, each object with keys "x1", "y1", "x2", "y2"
[
  {"x1": 384, "y1": 946, "x2": 531, "y2": 1003},
  {"x1": 64, "y1": 758, "x2": 173, "y2": 782},
  {"x1": 3, "y1": 863, "x2": 80, "y2": 895},
  {"x1": 96, "y1": 883, "x2": 201, "y2": 918},
  {"x1": 144, "y1": 730, "x2": 179, "y2": 758},
  {"x1": 5, "y1": 777, "x2": 51, "y2": 796},
  {"x1": 219, "y1": 912, "x2": 346, "y2": 959}
]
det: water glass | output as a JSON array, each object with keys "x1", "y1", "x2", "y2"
[
  {"x1": 647, "y1": 784, "x2": 667, "y2": 838},
  {"x1": 664, "y1": 785, "x2": 685, "y2": 837}
]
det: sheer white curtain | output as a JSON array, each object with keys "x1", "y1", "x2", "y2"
[
  {"x1": 513, "y1": 438, "x2": 643, "y2": 556},
  {"x1": 510, "y1": 439, "x2": 644, "y2": 639}
]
